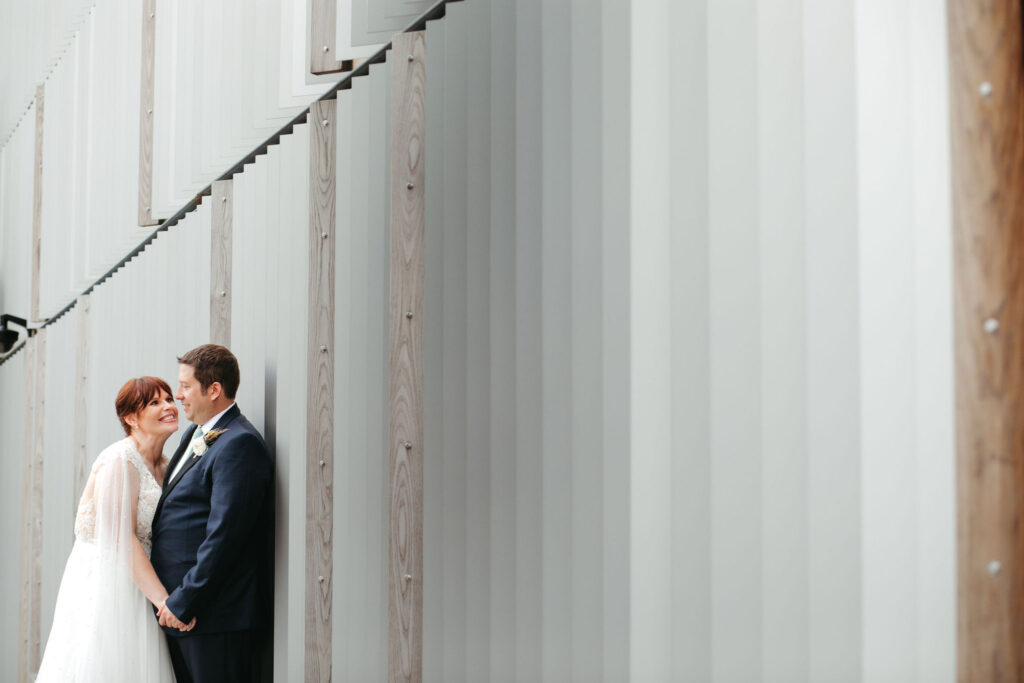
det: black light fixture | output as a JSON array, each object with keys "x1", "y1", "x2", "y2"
[{"x1": 0, "y1": 314, "x2": 30, "y2": 354}]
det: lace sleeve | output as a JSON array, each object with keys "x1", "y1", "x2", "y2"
[
  {"x1": 84, "y1": 448, "x2": 144, "y2": 675},
  {"x1": 93, "y1": 451, "x2": 141, "y2": 555}
]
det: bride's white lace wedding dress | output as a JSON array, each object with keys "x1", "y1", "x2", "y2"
[{"x1": 36, "y1": 437, "x2": 175, "y2": 682}]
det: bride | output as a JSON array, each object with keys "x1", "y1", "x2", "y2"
[{"x1": 37, "y1": 377, "x2": 195, "y2": 682}]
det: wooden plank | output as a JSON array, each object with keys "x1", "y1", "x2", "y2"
[
  {"x1": 388, "y1": 30, "x2": 425, "y2": 683},
  {"x1": 73, "y1": 296, "x2": 90, "y2": 531},
  {"x1": 210, "y1": 179, "x2": 233, "y2": 346},
  {"x1": 18, "y1": 339, "x2": 35, "y2": 683},
  {"x1": 305, "y1": 100, "x2": 336, "y2": 683},
  {"x1": 310, "y1": 0, "x2": 358, "y2": 75},
  {"x1": 17, "y1": 331, "x2": 45, "y2": 682},
  {"x1": 30, "y1": 85, "x2": 44, "y2": 323},
  {"x1": 948, "y1": 1, "x2": 1024, "y2": 680},
  {"x1": 138, "y1": 0, "x2": 158, "y2": 226},
  {"x1": 30, "y1": 330, "x2": 44, "y2": 678}
]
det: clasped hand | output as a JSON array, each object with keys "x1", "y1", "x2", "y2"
[{"x1": 157, "y1": 600, "x2": 196, "y2": 632}]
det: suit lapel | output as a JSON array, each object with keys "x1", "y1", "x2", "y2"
[
  {"x1": 154, "y1": 424, "x2": 198, "y2": 525},
  {"x1": 163, "y1": 424, "x2": 198, "y2": 492},
  {"x1": 162, "y1": 405, "x2": 242, "y2": 498}
]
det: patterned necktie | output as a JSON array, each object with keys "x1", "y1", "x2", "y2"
[{"x1": 191, "y1": 427, "x2": 204, "y2": 456}]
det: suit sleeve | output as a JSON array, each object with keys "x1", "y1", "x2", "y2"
[{"x1": 164, "y1": 433, "x2": 270, "y2": 621}]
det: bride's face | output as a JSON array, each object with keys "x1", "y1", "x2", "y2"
[{"x1": 132, "y1": 390, "x2": 179, "y2": 437}]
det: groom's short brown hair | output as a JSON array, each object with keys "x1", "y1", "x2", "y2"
[{"x1": 177, "y1": 344, "x2": 240, "y2": 399}]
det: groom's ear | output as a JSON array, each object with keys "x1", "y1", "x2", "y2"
[{"x1": 208, "y1": 381, "x2": 224, "y2": 401}]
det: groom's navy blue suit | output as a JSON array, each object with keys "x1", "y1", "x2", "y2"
[{"x1": 151, "y1": 404, "x2": 273, "y2": 682}]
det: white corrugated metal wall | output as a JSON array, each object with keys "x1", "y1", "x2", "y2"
[
  {"x1": 420, "y1": 2, "x2": 633, "y2": 680},
  {"x1": 631, "y1": 0, "x2": 954, "y2": 681},
  {"x1": 0, "y1": 103, "x2": 34, "y2": 320},
  {"x1": 0, "y1": 0, "x2": 954, "y2": 681},
  {"x1": 230, "y1": 121, "x2": 312, "y2": 682},
  {"x1": 332, "y1": 57, "x2": 392, "y2": 681}
]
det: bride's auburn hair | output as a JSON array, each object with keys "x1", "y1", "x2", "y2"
[{"x1": 115, "y1": 376, "x2": 173, "y2": 436}]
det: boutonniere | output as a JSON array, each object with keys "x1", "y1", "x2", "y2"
[{"x1": 191, "y1": 428, "x2": 228, "y2": 457}]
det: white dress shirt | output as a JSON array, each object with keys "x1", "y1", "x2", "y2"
[{"x1": 169, "y1": 403, "x2": 236, "y2": 482}]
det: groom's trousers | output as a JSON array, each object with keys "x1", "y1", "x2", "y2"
[{"x1": 166, "y1": 629, "x2": 252, "y2": 683}]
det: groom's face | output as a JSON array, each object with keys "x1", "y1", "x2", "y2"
[{"x1": 176, "y1": 364, "x2": 213, "y2": 424}]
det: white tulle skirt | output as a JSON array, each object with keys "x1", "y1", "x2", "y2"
[{"x1": 36, "y1": 539, "x2": 175, "y2": 682}]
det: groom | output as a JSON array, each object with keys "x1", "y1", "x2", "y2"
[{"x1": 151, "y1": 344, "x2": 273, "y2": 683}]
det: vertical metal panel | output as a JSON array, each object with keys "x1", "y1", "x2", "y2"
[
  {"x1": 421, "y1": 15, "x2": 446, "y2": 681},
  {"x1": 803, "y1": 2, "x2": 862, "y2": 678},
  {"x1": 708, "y1": 1, "x2": 762, "y2": 678},
  {"x1": 909, "y1": 2, "x2": 955, "y2": 678},
  {"x1": 568, "y1": 2, "x2": 611, "y2": 679},
  {"x1": 332, "y1": 55, "x2": 391, "y2": 683},
  {"x1": 0, "y1": 0, "x2": 94, "y2": 144},
  {"x1": 347, "y1": 0, "x2": 434, "y2": 49},
  {"x1": 281, "y1": 123, "x2": 311, "y2": 683},
  {"x1": 150, "y1": 0, "x2": 321, "y2": 216},
  {"x1": 857, "y1": 1, "x2": 918, "y2": 679},
  {"x1": 485, "y1": 1, "x2": 517, "y2": 678},
  {"x1": 389, "y1": 30, "x2": 426, "y2": 683},
  {"x1": 539, "y1": 1, "x2": 573, "y2": 680},
  {"x1": 0, "y1": 102, "x2": 35, "y2": 319},
  {"x1": 463, "y1": 6, "x2": 491, "y2": 679},
  {"x1": 598, "y1": 4, "x2": 632, "y2": 682},
  {"x1": 511, "y1": 2, "x2": 543, "y2": 679},
  {"x1": 423, "y1": 5, "x2": 632, "y2": 681},
  {"x1": 755, "y1": 1, "x2": 810, "y2": 681},
  {"x1": 39, "y1": 51, "x2": 79, "y2": 317},
  {"x1": 428, "y1": 7, "x2": 469, "y2": 679}
]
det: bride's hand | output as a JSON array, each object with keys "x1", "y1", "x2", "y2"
[{"x1": 181, "y1": 617, "x2": 197, "y2": 632}]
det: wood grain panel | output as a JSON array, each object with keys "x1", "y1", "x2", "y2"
[
  {"x1": 18, "y1": 339, "x2": 35, "y2": 683},
  {"x1": 210, "y1": 179, "x2": 233, "y2": 346},
  {"x1": 138, "y1": 0, "x2": 157, "y2": 226},
  {"x1": 18, "y1": 332, "x2": 44, "y2": 682},
  {"x1": 306, "y1": 100, "x2": 336, "y2": 683},
  {"x1": 310, "y1": 0, "x2": 357, "y2": 75},
  {"x1": 948, "y1": 1, "x2": 1024, "y2": 680},
  {"x1": 73, "y1": 296, "x2": 90, "y2": 529},
  {"x1": 30, "y1": 330, "x2": 44, "y2": 679},
  {"x1": 388, "y1": 31, "x2": 426, "y2": 683},
  {"x1": 30, "y1": 86, "x2": 44, "y2": 323}
]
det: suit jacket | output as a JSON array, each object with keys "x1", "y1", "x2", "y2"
[{"x1": 150, "y1": 404, "x2": 273, "y2": 635}]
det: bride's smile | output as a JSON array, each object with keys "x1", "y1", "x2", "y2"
[{"x1": 132, "y1": 392, "x2": 179, "y2": 436}]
